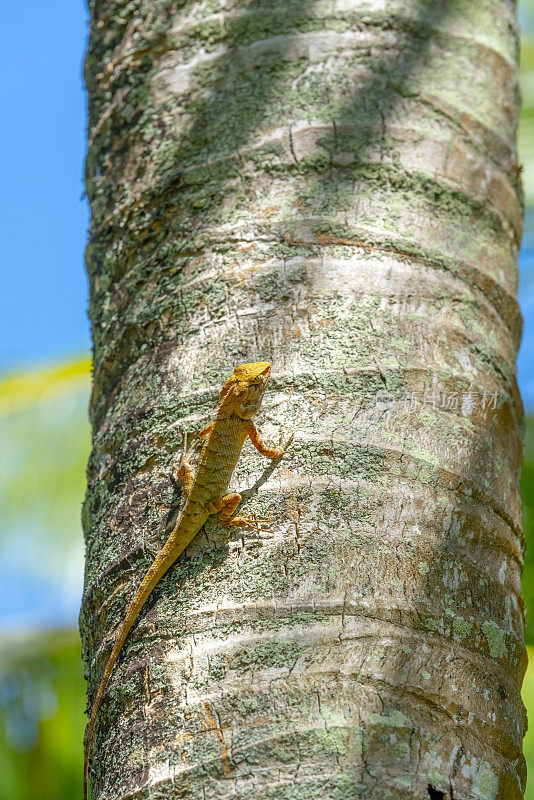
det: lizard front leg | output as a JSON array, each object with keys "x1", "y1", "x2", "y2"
[
  {"x1": 175, "y1": 424, "x2": 215, "y2": 497},
  {"x1": 247, "y1": 422, "x2": 294, "y2": 459},
  {"x1": 196, "y1": 422, "x2": 214, "y2": 441},
  {"x1": 175, "y1": 432, "x2": 196, "y2": 498}
]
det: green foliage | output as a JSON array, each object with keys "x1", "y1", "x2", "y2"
[
  {"x1": 0, "y1": 631, "x2": 85, "y2": 800},
  {"x1": 520, "y1": 0, "x2": 534, "y2": 201},
  {"x1": 0, "y1": 361, "x2": 91, "y2": 799},
  {"x1": 0, "y1": 362, "x2": 90, "y2": 627},
  {"x1": 523, "y1": 649, "x2": 534, "y2": 800}
]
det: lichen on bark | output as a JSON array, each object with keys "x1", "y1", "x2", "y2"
[{"x1": 81, "y1": 1, "x2": 526, "y2": 798}]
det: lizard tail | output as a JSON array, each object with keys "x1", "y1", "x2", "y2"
[{"x1": 83, "y1": 535, "x2": 183, "y2": 800}]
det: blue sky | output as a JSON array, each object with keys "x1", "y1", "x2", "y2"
[
  {"x1": 0, "y1": 1, "x2": 90, "y2": 371},
  {"x1": 0, "y1": 0, "x2": 532, "y2": 410}
]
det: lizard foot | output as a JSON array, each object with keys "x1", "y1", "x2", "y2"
[
  {"x1": 223, "y1": 514, "x2": 271, "y2": 533},
  {"x1": 278, "y1": 431, "x2": 294, "y2": 456}
]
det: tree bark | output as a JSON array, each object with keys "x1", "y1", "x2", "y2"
[{"x1": 81, "y1": 1, "x2": 526, "y2": 798}]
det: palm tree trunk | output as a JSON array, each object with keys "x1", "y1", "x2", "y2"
[{"x1": 81, "y1": 1, "x2": 526, "y2": 798}]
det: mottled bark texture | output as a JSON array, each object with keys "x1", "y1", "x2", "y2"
[{"x1": 81, "y1": 1, "x2": 526, "y2": 798}]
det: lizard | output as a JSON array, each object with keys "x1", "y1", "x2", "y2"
[{"x1": 83, "y1": 361, "x2": 292, "y2": 800}]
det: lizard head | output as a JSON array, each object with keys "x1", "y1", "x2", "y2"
[{"x1": 218, "y1": 361, "x2": 271, "y2": 420}]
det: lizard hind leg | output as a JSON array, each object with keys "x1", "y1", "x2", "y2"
[{"x1": 207, "y1": 493, "x2": 269, "y2": 532}]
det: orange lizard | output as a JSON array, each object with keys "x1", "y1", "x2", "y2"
[{"x1": 83, "y1": 361, "x2": 292, "y2": 799}]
